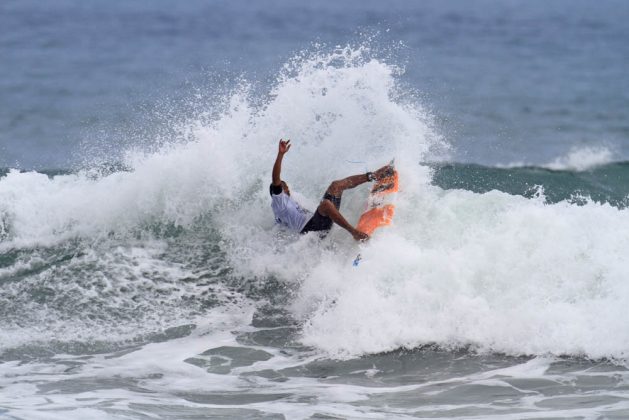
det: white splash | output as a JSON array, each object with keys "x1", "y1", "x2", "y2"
[{"x1": 544, "y1": 146, "x2": 614, "y2": 171}]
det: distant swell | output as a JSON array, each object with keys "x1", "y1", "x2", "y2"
[{"x1": 430, "y1": 160, "x2": 629, "y2": 208}]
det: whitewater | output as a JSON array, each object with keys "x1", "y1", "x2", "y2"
[{"x1": 2, "y1": 46, "x2": 629, "y2": 419}]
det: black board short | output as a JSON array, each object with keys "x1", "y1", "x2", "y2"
[{"x1": 301, "y1": 193, "x2": 341, "y2": 234}]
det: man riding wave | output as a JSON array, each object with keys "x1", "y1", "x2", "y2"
[{"x1": 270, "y1": 139, "x2": 390, "y2": 240}]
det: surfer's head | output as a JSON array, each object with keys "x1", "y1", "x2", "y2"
[{"x1": 281, "y1": 180, "x2": 290, "y2": 196}]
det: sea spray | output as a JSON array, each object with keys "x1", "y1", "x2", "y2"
[{"x1": 0, "y1": 45, "x2": 438, "y2": 353}]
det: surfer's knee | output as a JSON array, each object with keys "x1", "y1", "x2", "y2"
[
  {"x1": 317, "y1": 199, "x2": 335, "y2": 216},
  {"x1": 326, "y1": 180, "x2": 344, "y2": 196}
]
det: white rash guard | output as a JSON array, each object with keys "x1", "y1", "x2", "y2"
[{"x1": 270, "y1": 186, "x2": 312, "y2": 233}]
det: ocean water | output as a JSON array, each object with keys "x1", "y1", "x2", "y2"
[{"x1": 2, "y1": 1, "x2": 629, "y2": 419}]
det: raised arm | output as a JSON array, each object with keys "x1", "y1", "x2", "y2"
[{"x1": 272, "y1": 139, "x2": 291, "y2": 186}]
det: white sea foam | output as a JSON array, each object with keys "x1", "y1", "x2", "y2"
[{"x1": 294, "y1": 186, "x2": 629, "y2": 359}]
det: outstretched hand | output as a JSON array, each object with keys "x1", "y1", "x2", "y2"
[{"x1": 278, "y1": 139, "x2": 291, "y2": 155}]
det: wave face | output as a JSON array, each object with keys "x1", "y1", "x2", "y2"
[{"x1": 2, "y1": 46, "x2": 629, "y2": 363}]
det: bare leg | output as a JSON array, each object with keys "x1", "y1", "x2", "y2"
[
  {"x1": 319, "y1": 164, "x2": 392, "y2": 240},
  {"x1": 325, "y1": 174, "x2": 370, "y2": 197},
  {"x1": 317, "y1": 199, "x2": 368, "y2": 241},
  {"x1": 325, "y1": 164, "x2": 392, "y2": 197}
]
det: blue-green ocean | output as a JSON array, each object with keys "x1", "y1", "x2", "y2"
[{"x1": 2, "y1": 1, "x2": 629, "y2": 419}]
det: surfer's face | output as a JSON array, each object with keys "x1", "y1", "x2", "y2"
[{"x1": 281, "y1": 181, "x2": 290, "y2": 196}]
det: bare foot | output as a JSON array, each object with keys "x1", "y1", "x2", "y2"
[{"x1": 352, "y1": 230, "x2": 369, "y2": 241}]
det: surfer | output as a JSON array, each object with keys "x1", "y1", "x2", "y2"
[{"x1": 270, "y1": 139, "x2": 389, "y2": 241}]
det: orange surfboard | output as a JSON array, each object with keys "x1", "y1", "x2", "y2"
[
  {"x1": 353, "y1": 162, "x2": 397, "y2": 266},
  {"x1": 356, "y1": 162, "x2": 398, "y2": 236}
]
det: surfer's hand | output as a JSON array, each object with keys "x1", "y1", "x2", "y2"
[
  {"x1": 373, "y1": 164, "x2": 392, "y2": 181},
  {"x1": 352, "y1": 230, "x2": 369, "y2": 242},
  {"x1": 278, "y1": 139, "x2": 291, "y2": 154}
]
